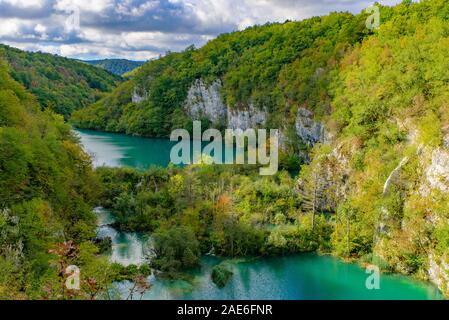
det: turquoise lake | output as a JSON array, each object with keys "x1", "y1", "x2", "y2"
[{"x1": 76, "y1": 129, "x2": 444, "y2": 300}]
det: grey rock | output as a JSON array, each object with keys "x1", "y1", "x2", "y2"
[
  {"x1": 295, "y1": 108, "x2": 325, "y2": 147},
  {"x1": 184, "y1": 79, "x2": 227, "y2": 124},
  {"x1": 227, "y1": 103, "x2": 267, "y2": 131},
  {"x1": 420, "y1": 148, "x2": 449, "y2": 195},
  {"x1": 132, "y1": 87, "x2": 148, "y2": 103}
]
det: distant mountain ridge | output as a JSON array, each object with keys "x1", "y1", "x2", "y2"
[
  {"x1": 84, "y1": 59, "x2": 146, "y2": 75},
  {"x1": 0, "y1": 44, "x2": 121, "y2": 119}
]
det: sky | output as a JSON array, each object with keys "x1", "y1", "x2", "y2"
[{"x1": 0, "y1": 0, "x2": 404, "y2": 61}]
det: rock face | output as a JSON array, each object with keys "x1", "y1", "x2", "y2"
[
  {"x1": 183, "y1": 79, "x2": 331, "y2": 150},
  {"x1": 184, "y1": 79, "x2": 227, "y2": 124},
  {"x1": 184, "y1": 78, "x2": 267, "y2": 130},
  {"x1": 417, "y1": 143, "x2": 449, "y2": 295},
  {"x1": 428, "y1": 253, "x2": 449, "y2": 296},
  {"x1": 295, "y1": 108, "x2": 325, "y2": 147},
  {"x1": 132, "y1": 87, "x2": 148, "y2": 103},
  {"x1": 227, "y1": 104, "x2": 267, "y2": 131},
  {"x1": 426, "y1": 149, "x2": 449, "y2": 192},
  {"x1": 421, "y1": 148, "x2": 449, "y2": 195}
]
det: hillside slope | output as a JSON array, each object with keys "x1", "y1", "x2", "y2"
[
  {"x1": 0, "y1": 44, "x2": 121, "y2": 119},
  {"x1": 72, "y1": 11, "x2": 368, "y2": 144},
  {"x1": 72, "y1": 0, "x2": 449, "y2": 295},
  {"x1": 0, "y1": 58, "x2": 115, "y2": 299},
  {"x1": 84, "y1": 59, "x2": 145, "y2": 76},
  {"x1": 71, "y1": 2, "x2": 448, "y2": 143}
]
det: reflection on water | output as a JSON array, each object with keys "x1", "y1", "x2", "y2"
[
  {"x1": 76, "y1": 129, "x2": 236, "y2": 170},
  {"x1": 116, "y1": 255, "x2": 444, "y2": 300},
  {"x1": 97, "y1": 205, "x2": 443, "y2": 300},
  {"x1": 79, "y1": 130, "x2": 444, "y2": 300},
  {"x1": 95, "y1": 207, "x2": 149, "y2": 266},
  {"x1": 76, "y1": 129, "x2": 175, "y2": 169}
]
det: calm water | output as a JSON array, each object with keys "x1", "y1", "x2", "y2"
[
  {"x1": 76, "y1": 129, "x2": 175, "y2": 169},
  {"x1": 78, "y1": 129, "x2": 444, "y2": 300},
  {"x1": 96, "y1": 207, "x2": 150, "y2": 266},
  {"x1": 117, "y1": 255, "x2": 443, "y2": 300},
  {"x1": 76, "y1": 129, "x2": 235, "y2": 169}
]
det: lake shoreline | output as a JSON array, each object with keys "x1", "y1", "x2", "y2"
[
  {"x1": 95, "y1": 206, "x2": 444, "y2": 300},
  {"x1": 82, "y1": 130, "x2": 444, "y2": 300}
]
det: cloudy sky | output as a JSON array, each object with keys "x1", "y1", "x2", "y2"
[{"x1": 0, "y1": 0, "x2": 403, "y2": 61}]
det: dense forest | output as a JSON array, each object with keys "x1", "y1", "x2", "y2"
[
  {"x1": 0, "y1": 0, "x2": 448, "y2": 299},
  {"x1": 0, "y1": 55, "x2": 153, "y2": 299},
  {"x1": 0, "y1": 58, "x2": 110, "y2": 298},
  {"x1": 73, "y1": 0, "x2": 449, "y2": 296},
  {"x1": 84, "y1": 59, "x2": 145, "y2": 76},
  {"x1": 71, "y1": 1, "x2": 448, "y2": 140},
  {"x1": 0, "y1": 45, "x2": 121, "y2": 119},
  {"x1": 95, "y1": 164, "x2": 331, "y2": 277},
  {"x1": 72, "y1": 11, "x2": 368, "y2": 138}
]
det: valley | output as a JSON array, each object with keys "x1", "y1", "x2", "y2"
[
  {"x1": 80, "y1": 129, "x2": 443, "y2": 300},
  {"x1": 0, "y1": 0, "x2": 448, "y2": 300}
]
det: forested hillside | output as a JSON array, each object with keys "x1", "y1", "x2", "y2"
[
  {"x1": 84, "y1": 59, "x2": 145, "y2": 76},
  {"x1": 0, "y1": 0, "x2": 448, "y2": 300},
  {"x1": 0, "y1": 45, "x2": 121, "y2": 119},
  {"x1": 0, "y1": 59, "x2": 118, "y2": 299},
  {"x1": 72, "y1": 11, "x2": 368, "y2": 138},
  {"x1": 71, "y1": 0, "x2": 448, "y2": 141},
  {"x1": 73, "y1": 0, "x2": 449, "y2": 296}
]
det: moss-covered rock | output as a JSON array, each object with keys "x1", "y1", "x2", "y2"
[{"x1": 211, "y1": 264, "x2": 233, "y2": 288}]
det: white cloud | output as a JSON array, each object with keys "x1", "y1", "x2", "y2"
[
  {"x1": 0, "y1": 0, "x2": 406, "y2": 60},
  {"x1": 34, "y1": 23, "x2": 47, "y2": 33},
  {"x1": 0, "y1": 19, "x2": 20, "y2": 36},
  {"x1": 54, "y1": 0, "x2": 113, "y2": 13},
  {"x1": 0, "y1": 0, "x2": 45, "y2": 8},
  {"x1": 116, "y1": 0, "x2": 159, "y2": 16}
]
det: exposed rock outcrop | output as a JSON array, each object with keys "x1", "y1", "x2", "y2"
[
  {"x1": 227, "y1": 103, "x2": 267, "y2": 131},
  {"x1": 428, "y1": 253, "x2": 449, "y2": 296},
  {"x1": 184, "y1": 79, "x2": 227, "y2": 124},
  {"x1": 295, "y1": 108, "x2": 326, "y2": 147},
  {"x1": 183, "y1": 79, "x2": 330, "y2": 152},
  {"x1": 417, "y1": 142, "x2": 449, "y2": 295},
  {"x1": 425, "y1": 149, "x2": 449, "y2": 192},
  {"x1": 184, "y1": 78, "x2": 267, "y2": 130},
  {"x1": 132, "y1": 87, "x2": 148, "y2": 103},
  {"x1": 420, "y1": 148, "x2": 449, "y2": 196}
]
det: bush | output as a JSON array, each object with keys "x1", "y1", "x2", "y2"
[
  {"x1": 211, "y1": 263, "x2": 233, "y2": 288},
  {"x1": 151, "y1": 226, "x2": 200, "y2": 276}
]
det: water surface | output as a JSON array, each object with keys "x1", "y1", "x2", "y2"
[
  {"x1": 114, "y1": 254, "x2": 443, "y2": 300},
  {"x1": 77, "y1": 129, "x2": 175, "y2": 169},
  {"x1": 80, "y1": 129, "x2": 443, "y2": 300},
  {"x1": 96, "y1": 207, "x2": 150, "y2": 266}
]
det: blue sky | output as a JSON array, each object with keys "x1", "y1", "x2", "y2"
[{"x1": 0, "y1": 0, "x2": 403, "y2": 60}]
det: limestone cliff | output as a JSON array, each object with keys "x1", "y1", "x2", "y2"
[
  {"x1": 132, "y1": 86, "x2": 148, "y2": 104},
  {"x1": 295, "y1": 108, "x2": 326, "y2": 147},
  {"x1": 183, "y1": 78, "x2": 267, "y2": 131},
  {"x1": 227, "y1": 104, "x2": 267, "y2": 131},
  {"x1": 184, "y1": 79, "x2": 227, "y2": 125},
  {"x1": 183, "y1": 79, "x2": 328, "y2": 152}
]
